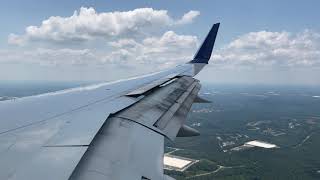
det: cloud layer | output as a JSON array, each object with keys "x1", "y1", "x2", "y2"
[
  {"x1": 106, "y1": 31, "x2": 198, "y2": 66},
  {"x1": 212, "y1": 30, "x2": 320, "y2": 69},
  {"x1": 3, "y1": 7, "x2": 320, "y2": 84},
  {"x1": 8, "y1": 7, "x2": 199, "y2": 45},
  {"x1": 3, "y1": 30, "x2": 198, "y2": 70},
  {"x1": 4, "y1": 29, "x2": 320, "y2": 71},
  {"x1": 0, "y1": 48, "x2": 98, "y2": 66}
]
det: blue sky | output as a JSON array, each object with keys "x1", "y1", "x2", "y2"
[{"x1": 1, "y1": 0, "x2": 320, "y2": 84}]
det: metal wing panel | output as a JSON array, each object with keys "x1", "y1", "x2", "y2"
[
  {"x1": 0, "y1": 96, "x2": 139, "y2": 180},
  {"x1": 0, "y1": 64, "x2": 193, "y2": 180},
  {"x1": 126, "y1": 73, "x2": 180, "y2": 96},
  {"x1": 117, "y1": 76, "x2": 196, "y2": 128},
  {"x1": 45, "y1": 96, "x2": 139, "y2": 146},
  {"x1": 8, "y1": 147, "x2": 88, "y2": 180},
  {"x1": 161, "y1": 83, "x2": 201, "y2": 140},
  {"x1": 0, "y1": 64, "x2": 191, "y2": 135},
  {"x1": 69, "y1": 117, "x2": 165, "y2": 180},
  {"x1": 0, "y1": 118, "x2": 67, "y2": 180},
  {"x1": 69, "y1": 76, "x2": 202, "y2": 180}
]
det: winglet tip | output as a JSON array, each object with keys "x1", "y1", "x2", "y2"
[{"x1": 190, "y1": 22, "x2": 220, "y2": 64}]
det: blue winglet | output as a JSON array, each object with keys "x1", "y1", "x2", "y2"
[{"x1": 190, "y1": 23, "x2": 220, "y2": 64}]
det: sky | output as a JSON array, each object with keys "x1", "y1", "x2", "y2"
[{"x1": 1, "y1": 0, "x2": 320, "y2": 85}]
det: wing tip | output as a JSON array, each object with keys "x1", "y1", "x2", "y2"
[{"x1": 190, "y1": 22, "x2": 220, "y2": 64}]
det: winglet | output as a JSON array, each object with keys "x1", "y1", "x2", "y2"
[{"x1": 190, "y1": 23, "x2": 220, "y2": 64}]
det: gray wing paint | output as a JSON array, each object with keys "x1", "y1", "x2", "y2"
[{"x1": 0, "y1": 23, "x2": 220, "y2": 180}]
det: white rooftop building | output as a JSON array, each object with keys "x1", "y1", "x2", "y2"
[
  {"x1": 163, "y1": 155, "x2": 198, "y2": 171},
  {"x1": 245, "y1": 140, "x2": 278, "y2": 148}
]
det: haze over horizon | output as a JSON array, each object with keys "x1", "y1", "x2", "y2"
[{"x1": 1, "y1": 0, "x2": 320, "y2": 85}]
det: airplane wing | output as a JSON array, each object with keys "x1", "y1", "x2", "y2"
[{"x1": 0, "y1": 23, "x2": 220, "y2": 180}]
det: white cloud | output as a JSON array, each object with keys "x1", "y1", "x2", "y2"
[
  {"x1": 4, "y1": 29, "x2": 320, "y2": 71},
  {"x1": 143, "y1": 31, "x2": 198, "y2": 49},
  {"x1": 8, "y1": 7, "x2": 199, "y2": 45},
  {"x1": 212, "y1": 30, "x2": 320, "y2": 68},
  {"x1": 8, "y1": 34, "x2": 25, "y2": 46},
  {"x1": 4, "y1": 6, "x2": 320, "y2": 84},
  {"x1": 176, "y1": 10, "x2": 200, "y2": 25},
  {"x1": 0, "y1": 48, "x2": 100, "y2": 66},
  {"x1": 2, "y1": 31, "x2": 198, "y2": 69},
  {"x1": 105, "y1": 31, "x2": 198, "y2": 68}
]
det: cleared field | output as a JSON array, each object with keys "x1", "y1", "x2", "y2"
[{"x1": 164, "y1": 154, "x2": 198, "y2": 171}]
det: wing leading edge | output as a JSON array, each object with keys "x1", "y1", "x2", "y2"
[{"x1": 0, "y1": 23, "x2": 220, "y2": 180}]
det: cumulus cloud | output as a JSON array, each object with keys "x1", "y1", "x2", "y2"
[
  {"x1": 5, "y1": 5, "x2": 320, "y2": 82},
  {"x1": 8, "y1": 7, "x2": 199, "y2": 45},
  {"x1": 212, "y1": 30, "x2": 320, "y2": 68},
  {"x1": 4, "y1": 29, "x2": 320, "y2": 71},
  {"x1": 2, "y1": 31, "x2": 198, "y2": 69},
  {"x1": 176, "y1": 10, "x2": 200, "y2": 25},
  {"x1": 105, "y1": 31, "x2": 198, "y2": 67}
]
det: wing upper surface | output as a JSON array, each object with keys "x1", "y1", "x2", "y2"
[{"x1": 0, "y1": 64, "x2": 192, "y2": 180}]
